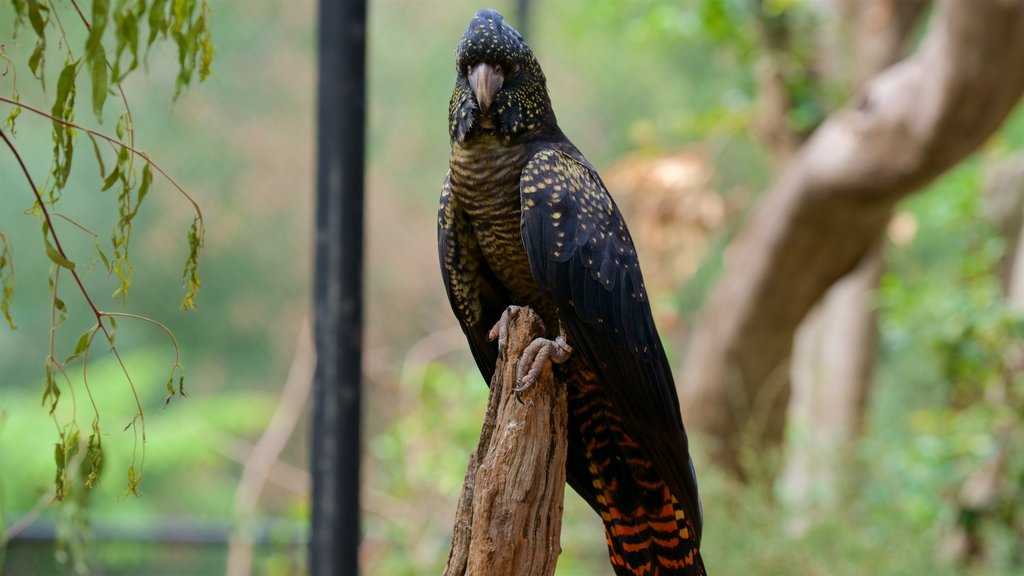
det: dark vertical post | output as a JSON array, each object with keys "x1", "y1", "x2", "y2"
[
  {"x1": 516, "y1": 0, "x2": 532, "y2": 38},
  {"x1": 312, "y1": 0, "x2": 366, "y2": 574}
]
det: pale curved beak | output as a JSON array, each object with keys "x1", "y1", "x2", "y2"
[{"x1": 469, "y1": 63, "x2": 504, "y2": 115}]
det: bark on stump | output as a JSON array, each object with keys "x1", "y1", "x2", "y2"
[{"x1": 445, "y1": 307, "x2": 568, "y2": 576}]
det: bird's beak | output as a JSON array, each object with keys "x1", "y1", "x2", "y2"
[{"x1": 469, "y1": 63, "x2": 504, "y2": 115}]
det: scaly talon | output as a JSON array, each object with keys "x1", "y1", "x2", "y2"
[
  {"x1": 487, "y1": 305, "x2": 522, "y2": 358},
  {"x1": 513, "y1": 334, "x2": 572, "y2": 401}
]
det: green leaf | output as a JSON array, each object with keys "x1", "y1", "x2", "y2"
[
  {"x1": 148, "y1": 0, "x2": 169, "y2": 49},
  {"x1": 86, "y1": 0, "x2": 111, "y2": 119},
  {"x1": 3, "y1": 100, "x2": 21, "y2": 134},
  {"x1": 0, "y1": 233, "x2": 15, "y2": 329},
  {"x1": 102, "y1": 164, "x2": 121, "y2": 191},
  {"x1": 84, "y1": 433, "x2": 104, "y2": 488},
  {"x1": 41, "y1": 360, "x2": 59, "y2": 413},
  {"x1": 54, "y1": 295, "x2": 67, "y2": 324},
  {"x1": 112, "y1": 0, "x2": 141, "y2": 82},
  {"x1": 44, "y1": 236, "x2": 75, "y2": 270},
  {"x1": 107, "y1": 315, "x2": 118, "y2": 344},
  {"x1": 196, "y1": 3, "x2": 214, "y2": 82},
  {"x1": 89, "y1": 55, "x2": 109, "y2": 121},
  {"x1": 180, "y1": 216, "x2": 203, "y2": 310},
  {"x1": 52, "y1": 60, "x2": 77, "y2": 122},
  {"x1": 137, "y1": 163, "x2": 153, "y2": 208},
  {"x1": 51, "y1": 60, "x2": 78, "y2": 192},
  {"x1": 65, "y1": 329, "x2": 94, "y2": 364},
  {"x1": 87, "y1": 133, "x2": 108, "y2": 178},
  {"x1": 25, "y1": 0, "x2": 47, "y2": 36},
  {"x1": 95, "y1": 242, "x2": 112, "y2": 272},
  {"x1": 125, "y1": 463, "x2": 140, "y2": 497},
  {"x1": 54, "y1": 441, "x2": 67, "y2": 499},
  {"x1": 27, "y1": 39, "x2": 45, "y2": 80}
]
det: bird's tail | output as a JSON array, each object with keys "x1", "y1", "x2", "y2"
[
  {"x1": 587, "y1": 442, "x2": 705, "y2": 576},
  {"x1": 567, "y1": 372, "x2": 705, "y2": 575}
]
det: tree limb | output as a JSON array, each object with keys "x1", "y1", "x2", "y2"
[
  {"x1": 682, "y1": 0, "x2": 1024, "y2": 477},
  {"x1": 445, "y1": 307, "x2": 567, "y2": 576}
]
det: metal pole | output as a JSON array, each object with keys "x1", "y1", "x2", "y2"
[
  {"x1": 516, "y1": 0, "x2": 532, "y2": 38},
  {"x1": 312, "y1": 0, "x2": 366, "y2": 574}
]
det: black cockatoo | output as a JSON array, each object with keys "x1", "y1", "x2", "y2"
[{"x1": 438, "y1": 9, "x2": 706, "y2": 575}]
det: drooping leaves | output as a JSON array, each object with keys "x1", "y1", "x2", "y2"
[
  {"x1": 180, "y1": 215, "x2": 204, "y2": 310},
  {"x1": 0, "y1": 232, "x2": 15, "y2": 329},
  {"x1": 54, "y1": 423, "x2": 81, "y2": 500},
  {"x1": 42, "y1": 222, "x2": 76, "y2": 271},
  {"x1": 5, "y1": 0, "x2": 213, "y2": 506},
  {"x1": 22, "y1": 0, "x2": 49, "y2": 84},
  {"x1": 85, "y1": 0, "x2": 111, "y2": 119},
  {"x1": 84, "y1": 426, "x2": 104, "y2": 489},
  {"x1": 111, "y1": 0, "x2": 143, "y2": 83},
  {"x1": 50, "y1": 59, "x2": 79, "y2": 196},
  {"x1": 145, "y1": 0, "x2": 215, "y2": 98}
]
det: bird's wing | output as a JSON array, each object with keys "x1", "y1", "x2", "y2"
[
  {"x1": 519, "y1": 149, "x2": 703, "y2": 540},
  {"x1": 438, "y1": 171, "x2": 508, "y2": 383}
]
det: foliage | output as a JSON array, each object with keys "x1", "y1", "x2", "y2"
[
  {"x1": 561, "y1": 0, "x2": 840, "y2": 145},
  {"x1": 0, "y1": 0, "x2": 211, "y2": 507},
  {"x1": 0, "y1": 349, "x2": 285, "y2": 575},
  {"x1": 877, "y1": 148, "x2": 1024, "y2": 568},
  {"x1": 2, "y1": 2, "x2": 311, "y2": 572}
]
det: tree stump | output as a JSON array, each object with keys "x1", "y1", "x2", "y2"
[{"x1": 444, "y1": 307, "x2": 568, "y2": 576}]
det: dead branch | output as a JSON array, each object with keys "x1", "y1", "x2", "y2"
[{"x1": 445, "y1": 307, "x2": 567, "y2": 576}]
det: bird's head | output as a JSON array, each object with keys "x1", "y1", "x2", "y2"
[{"x1": 449, "y1": 8, "x2": 553, "y2": 144}]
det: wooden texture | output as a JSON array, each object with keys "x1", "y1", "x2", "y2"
[{"x1": 445, "y1": 307, "x2": 568, "y2": 576}]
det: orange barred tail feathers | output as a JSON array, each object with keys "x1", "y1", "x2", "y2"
[
  {"x1": 599, "y1": 487, "x2": 705, "y2": 576},
  {"x1": 565, "y1": 368, "x2": 704, "y2": 575}
]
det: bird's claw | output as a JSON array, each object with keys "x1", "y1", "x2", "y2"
[
  {"x1": 513, "y1": 335, "x2": 572, "y2": 402},
  {"x1": 487, "y1": 305, "x2": 522, "y2": 358}
]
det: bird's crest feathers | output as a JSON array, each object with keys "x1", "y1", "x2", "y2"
[{"x1": 449, "y1": 9, "x2": 552, "y2": 144}]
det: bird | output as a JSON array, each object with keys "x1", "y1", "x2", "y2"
[{"x1": 438, "y1": 9, "x2": 705, "y2": 575}]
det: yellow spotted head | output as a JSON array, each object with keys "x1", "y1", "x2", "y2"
[{"x1": 449, "y1": 9, "x2": 554, "y2": 144}]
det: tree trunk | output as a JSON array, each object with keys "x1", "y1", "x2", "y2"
[
  {"x1": 681, "y1": 0, "x2": 1024, "y2": 479},
  {"x1": 780, "y1": 0, "x2": 926, "y2": 521},
  {"x1": 445, "y1": 307, "x2": 568, "y2": 576},
  {"x1": 983, "y1": 155, "x2": 1024, "y2": 307},
  {"x1": 781, "y1": 244, "x2": 883, "y2": 530}
]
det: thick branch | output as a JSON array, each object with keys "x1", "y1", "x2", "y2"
[
  {"x1": 445, "y1": 307, "x2": 567, "y2": 576},
  {"x1": 682, "y1": 0, "x2": 1024, "y2": 476}
]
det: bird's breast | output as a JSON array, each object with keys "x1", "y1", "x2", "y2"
[{"x1": 449, "y1": 136, "x2": 549, "y2": 314}]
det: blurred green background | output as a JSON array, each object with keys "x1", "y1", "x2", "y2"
[{"x1": 1, "y1": 1, "x2": 1023, "y2": 575}]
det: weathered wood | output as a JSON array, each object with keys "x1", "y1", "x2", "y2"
[{"x1": 445, "y1": 307, "x2": 568, "y2": 576}]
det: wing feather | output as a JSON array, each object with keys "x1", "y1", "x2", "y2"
[
  {"x1": 519, "y1": 149, "x2": 703, "y2": 540},
  {"x1": 438, "y1": 172, "x2": 509, "y2": 383}
]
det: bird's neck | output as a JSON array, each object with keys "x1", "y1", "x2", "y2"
[{"x1": 449, "y1": 132, "x2": 532, "y2": 213}]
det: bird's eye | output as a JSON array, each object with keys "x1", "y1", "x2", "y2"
[{"x1": 494, "y1": 64, "x2": 502, "y2": 75}]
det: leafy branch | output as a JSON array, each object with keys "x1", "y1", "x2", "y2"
[
  {"x1": 0, "y1": 94, "x2": 206, "y2": 309},
  {"x1": 1, "y1": 0, "x2": 213, "y2": 502}
]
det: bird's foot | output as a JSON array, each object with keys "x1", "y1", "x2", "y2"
[
  {"x1": 513, "y1": 335, "x2": 572, "y2": 403},
  {"x1": 487, "y1": 305, "x2": 523, "y2": 358}
]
